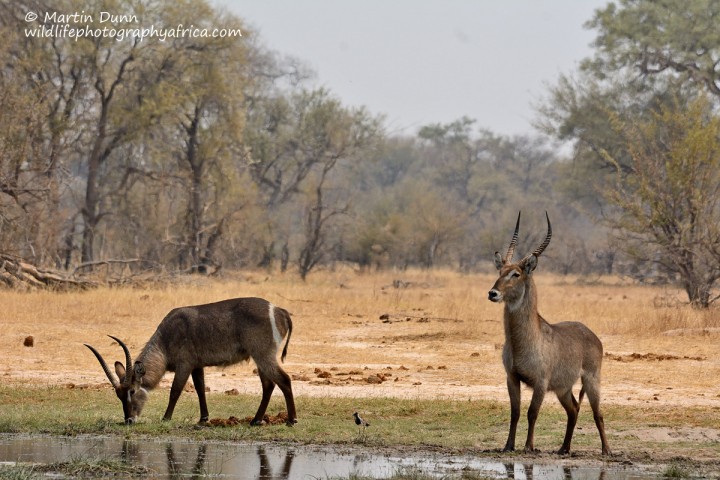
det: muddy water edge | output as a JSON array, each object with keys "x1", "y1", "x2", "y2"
[{"x1": 0, "y1": 434, "x2": 703, "y2": 479}]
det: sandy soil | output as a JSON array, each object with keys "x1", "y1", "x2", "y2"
[{"x1": 2, "y1": 270, "x2": 719, "y2": 470}]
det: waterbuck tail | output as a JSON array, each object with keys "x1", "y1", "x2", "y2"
[{"x1": 281, "y1": 312, "x2": 292, "y2": 363}]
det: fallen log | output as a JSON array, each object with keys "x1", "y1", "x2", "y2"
[{"x1": 0, "y1": 253, "x2": 96, "y2": 291}]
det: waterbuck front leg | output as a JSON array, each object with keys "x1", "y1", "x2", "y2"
[
  {"x1": 556, "y1": 389, "x2": 580, "y2": 455},
  {"x1": 163, "y1": 367, "x2": 192, "y2": 421},
  {"x1": 525, "y1": 387, "x2": 546, "y2": 453},
  {"x1": 191, "y1": 367, "x2": 209, "y2": 424},
  {"x1": 503, "y1": 374, "x2": 521, "y2": 452}
]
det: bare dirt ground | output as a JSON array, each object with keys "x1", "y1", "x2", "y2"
[{"x1": 2, "y1": 269, "x2": 719, "y2": 468}]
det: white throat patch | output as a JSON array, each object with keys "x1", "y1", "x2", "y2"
[{"x1": 506, "y1": 297, "x2": 524, "y2": 312}]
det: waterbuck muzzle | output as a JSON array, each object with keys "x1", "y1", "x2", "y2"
[{"x1": 84, "y1": 335, "x2": 147, "y2": 424}]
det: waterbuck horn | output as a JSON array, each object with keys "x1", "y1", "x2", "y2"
[
  {"x1": 531, "y1": 211, "x2": 552, "y2": 258},
  {"x1": 108, "y1": 335, "x2": 133, "y2": 385},
  {"x1": 504, "y1": 211, "x2": 521, "y2": 263},
  {"x1": 84, "y1": 343, "x2": 120, "y2": 388}
]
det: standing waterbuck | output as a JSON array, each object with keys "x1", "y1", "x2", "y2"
[
  {"x1": 488, "y1": 212, "x2": 610, "y2": 455},
  {"x1": 85, "y1": 297, "x2": 297, "y2": 426}
]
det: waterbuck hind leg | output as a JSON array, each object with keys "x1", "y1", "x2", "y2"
[
  {"x1": 504, "y1": 375, "x2": 521, "y2": 452},
  {"x1": 583, "y1": 375, "x2": 611, "y2": 455},
  {"x1": 274, "y1": 367, "x2": 297, "y2": 425},
  {"x1": 251, "y1": 372, "x2": 276, "y2": 426},
  {"x1": 191, "y1": 367, "x2": 209, "y2": 424},
  {"x1": 594, "y1": 412, "x2": 611, "y2": 456},
  {"x1": 164, "y1": 367, "x2": 192, "y2": 421},
  {"x1": 251, "y1": 366, "x2": 296, "y2": 426},
  {"x1": 556, "y1": 389, "x2": 580, "y2": 455}
]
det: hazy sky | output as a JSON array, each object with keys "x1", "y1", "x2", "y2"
[{"x1": 215, "y1": 0, "x2": 608, "y2": 137}]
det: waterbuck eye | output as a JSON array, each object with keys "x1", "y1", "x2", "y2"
[{"x1": 512, "y1": 272, "x2": 520, "y2": 278}]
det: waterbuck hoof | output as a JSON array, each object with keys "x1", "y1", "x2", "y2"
[
  {"x1": 250, "y1": 419, "x2": 263, "y2": 426},
  {"x1": 285, "y1": 419, "x2": 298, "y2": 427},
  {"x1": 502, "y1": 446, "x2": 515, "y2": 453},
  {"x1": 557, "y1": 447, "x2": 571, "y2": 455}
]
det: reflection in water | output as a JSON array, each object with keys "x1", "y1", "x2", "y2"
[
  {"x1": 503, "y1": 462, "x2": 615, "y2": 479},
  {"x1": 166, "y1": 443, "x2": 208, "y2": 479},
  {"x1": 0, "y1": 434, "x2": 655, "y2": 479},
  {"x1": 120, "y1": 438, "x2": 137, "y2": 464},
  {"x1": 257, "y1": 446, "x2": 294, "y2": 480}
]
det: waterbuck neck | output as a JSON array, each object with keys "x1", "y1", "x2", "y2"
[
  {"x1": 503, "y1": 277, "x2": 542, "y2": 352},
  {"x1": 135, "y1": 342, "x2": 167, "y2": 390}
]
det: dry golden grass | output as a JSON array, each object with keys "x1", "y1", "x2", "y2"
[{"x1": 2, "y1": 268, "x2": 719, "y2": 409}]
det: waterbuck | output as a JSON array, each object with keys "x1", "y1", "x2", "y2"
[
  {"x1": 85, "y1": 297, "x2": 297, "y2": 426},
  {"x1": 488, "y1": 212, "x2": 610, "y2": 455}
]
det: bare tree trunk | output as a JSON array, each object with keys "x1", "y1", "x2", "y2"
[
  {"x1": 685, "y1": 278, "x2": 711, "y2": 309},
  {"x1": 298, "y1": 180, "x2": 326, "y2": 281},
  {"x1": 184, "y1": 105, "x2": 204, "y2": 273},
  {"x1": 81, "y1": 134, "x2": 102, "y2": 263},
  {"x1": 80, "y1": 46, "x2": 136, "y2": 264},
  {"x1": 201, "y1": 218, "x2": 225, "y2": 273},
  {"x1": 280, "y1": 242, "x2": 289, "y2": 272}
]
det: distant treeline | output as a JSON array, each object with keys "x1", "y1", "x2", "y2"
[{"x1": 2, "y1": 0, "x2": 718, "y2": 297}]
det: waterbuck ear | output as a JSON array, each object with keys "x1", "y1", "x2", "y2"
[
  {"x1": 115, "y1": 361, "x2": 126, "y2": 382},
  {"x1": 522, "y1": 254, "x2": 538, "y2": 274},
  {"x1": 493, "y1": 251, "x2": 504, "y2": 270}
]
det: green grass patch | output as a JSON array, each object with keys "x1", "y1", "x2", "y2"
[
  {"x1": 662, "y1": 463, "x2": 692, "y2": 478},
  {"x1": 0, "y1": 383, "x2": 719, "y2": 459},
  {"x1": 0, "y1": 464, "x2": 41, "y2": 480},
  {"x1": 38, "y1": 456, "x2": 151, "y2": 477},
  {"x1": 0, "y1": 458, "x2": 150, "y2": 479}
]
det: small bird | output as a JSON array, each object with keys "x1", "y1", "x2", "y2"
[{"x1": 353, "y1": 412, "x2": 370, "y2": 430}]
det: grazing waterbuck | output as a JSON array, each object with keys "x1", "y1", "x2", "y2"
[
  {"x1": 85, "y1": 297, "x2": 297, "y2": 426},
  {"x1": 488, "y1": 212, "x2": 610, "y2": 455}
]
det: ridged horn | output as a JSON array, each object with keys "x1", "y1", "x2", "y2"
[
  {"x1": 531, "y1": 211, "x2": 552, "y2": 258},
  {"x1": 84, "y1": 343, "x2": 120, "y2": 388},
  {"x1": 108, "y1": 335, "x2": 133, "y2": 385},
  {"x1": 504, "y1": 211, "x2": 521, "y2": 263}
]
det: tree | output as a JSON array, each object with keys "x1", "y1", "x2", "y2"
[
  {"x1": 586, "y1": 0, "x2": 720, "y2": 96},
  {"x1": 160, "y1": 4, "x2": 249, "y2": 273},
  {"x1": 0, "y1": 0, "x2": 85, "y2": 266},
  {"x1": 601, "y1": 95, "x2": 720, "y2": 308},
  {"x1": 246, "y1": 88, "x2": 381, "y2": 277},
  {"x1": 292, "y1": 89, "x2": 381, "y2": 280},
  {"x1": 543, "y1": 0, "x2": 720, "y2": 193},
  {"x1": 77, "y1": 0, "x2": 253, "y2": 273},
  {"x1": 539, "y1": 0, "x2": 720, "y2": 283}
]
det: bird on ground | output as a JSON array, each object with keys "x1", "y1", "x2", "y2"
[{"x1": 353, "y1": 411, "x2": 370, "y2": 431}]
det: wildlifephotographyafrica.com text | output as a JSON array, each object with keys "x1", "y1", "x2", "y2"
[{"x1": 23, "y1": 9, "x2": 242, "y2": 42}]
